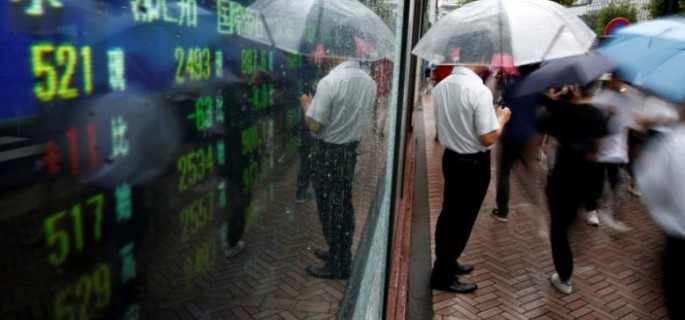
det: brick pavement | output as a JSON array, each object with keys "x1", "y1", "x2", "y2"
[{"x1": 421, "y1": 95, "x2": 669, "y2": 320}]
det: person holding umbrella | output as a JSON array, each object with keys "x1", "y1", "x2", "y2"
[
  {"x1": 298, "y1": 26, "x2": 378, "y2": 280},
  {"x1": 430, "y1": 38, "x2": 512, "y2": 294},
  {"x1": 537, "y1": 82, "x2": 608, "y2": 294}
]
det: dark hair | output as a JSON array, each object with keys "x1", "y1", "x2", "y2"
[
  {"x1": 459, "y1": 37, "x2": 494, "y2": 64},
  {"x1": 326, "y1": 26, "x2": 357, "y2": 58}
]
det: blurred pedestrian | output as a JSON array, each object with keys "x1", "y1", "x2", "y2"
[
  {"x1": 430, "y1": 40, "x2": 512, "y2": 294},
  {"x1": 492, "y1": 63, "x2": 543, "y2": 222},
  {"x1": 539, "y1": 83, "x2": 608, "y2": 294},
  {"x1": 582, "y1": 73, "x2": 635, "y2": 231},
  {"x1": 635, "y1": 105, "x2": 685, "y2": 320}
]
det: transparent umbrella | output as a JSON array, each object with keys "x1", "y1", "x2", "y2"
[
  {"x1": 247, "y1": 0, "x2": 395, "y2": 61},
  {"x1": 412, "y1": 0, "x2": 596, "y2": 66}
]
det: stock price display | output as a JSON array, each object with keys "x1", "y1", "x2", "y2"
[{"x1": 1, "y1": 0, "x2": 299, "y2": 318}]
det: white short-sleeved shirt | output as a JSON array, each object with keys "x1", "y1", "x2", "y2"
[
  {"x1": 432, "y1": 67, "x2": 499, "y2": 154},
  {"x1": 592, "y1": 90, "x2": 637, "y2": 163},
  {"x1": 306, "y1": 61, "x2": 377, "y2": 144},
  {"x1": 636, "y1": 125, "x2": 685, "y2": 238}
]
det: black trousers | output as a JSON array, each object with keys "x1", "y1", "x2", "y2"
[
  {"x1": 546, "y1": 153, "x2": 596, "y2": 282},
  {"x1": 432, "y1": 149, "x2": 491, "y2": 283},
  {"x1": 584, "y1": 163, "x2": 622, "y2": 212},
  {"x1": 495, "y1": 140, "x2": 528, "y2": 217},
  {"x1": 664, "y1": 236, "x2": 685, "y2": 320},
  {"x1": 296, "y1": 126, "x2": 313, "y2": 197},
  {"x1": 311, "y1": 139, "x2": 359, "y2": 277}
]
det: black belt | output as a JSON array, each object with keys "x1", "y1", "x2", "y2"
[{"x1": 445, "y1": 148, "x2": 490, "y2": 160}]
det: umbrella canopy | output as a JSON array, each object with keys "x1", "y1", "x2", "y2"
[
  {"x1": 411, "y1": 0, "x2": 596, "y2": 66},
  {"x1": 248, "y1": 0, "x2": 395, "y2": 61},
  {"x1": 516, "y1": 53, "x2": 613, "y2": 96},
  {"x1": 596, "y1": 17, "x2": 685, "y2": 104}
]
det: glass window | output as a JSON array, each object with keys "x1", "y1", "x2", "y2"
[{"x1": 0, "y1": 0, "x2": 401, "y2": 319}]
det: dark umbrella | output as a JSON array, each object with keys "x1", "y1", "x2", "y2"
[{"x1": 515, "y1": 53, "x2": 613, "y2": 97}]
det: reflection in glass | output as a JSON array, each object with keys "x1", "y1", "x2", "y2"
[{"x1": 0, "y1": 0, "x2": 396, "y2": 318}]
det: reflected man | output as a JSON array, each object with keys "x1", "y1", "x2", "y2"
[{"x1": 299, "y1": 51, "x2": 377, "y2": 280}]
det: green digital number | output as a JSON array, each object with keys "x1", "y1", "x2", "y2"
[
  {"x1": 53, "y1": 263, "x2": 111, "y2": 320},
  {"x1": 54, "y1": 284, "x2": 75, "y2": 320},
  {"x1": 180, "y1": 191, "x2": 215, "y2": 242},
  {"x1": 93, "y1": 264, "x2": 111, "y2": 307},
  {"x1": 178, "y1": 146, "x2": 215, "y2": 192},
  {"x1": 70, "y1": 205, "x2": 84, "y2": 252},
  {"x1": 174, "y1": 47, "x2": 185, "y2": 84},
  {"x1": 74, "y1": 271, "x2": 93, "y2": 319},
  {"x1": 45, "y1": 210, "x2": 69, "y2": 267},
  {"x1": 86, "y1": 194, "x2": 104, "y2": 241},
  {"x1": 44, "y1": 194, "x2": 106, "y2": 267},
  {"x1": 178, "y1": 156, "x2": 188, "y2": 192},
  {"x1": 202, "y1": 48, "x2": 211, "y2": 79}
]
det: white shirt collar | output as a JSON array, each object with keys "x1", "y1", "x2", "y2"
[
  {"x1": 329, "y1": 60, "x2": 361, "y2": 74},
  {"x1": 452, "y1": 66, "x2": 482, "y2": 82}
]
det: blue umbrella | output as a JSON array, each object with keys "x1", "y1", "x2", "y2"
[
  {"x1": 596, "y1": 17, "x2": 685, "y2": 104},
  {"x1": 515, "y1": 53, "x2": 613, "y2": 97}
]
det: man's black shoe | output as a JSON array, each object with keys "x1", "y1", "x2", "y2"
[
  {"x1": 431, "y1": 279, "x2": 478, "y2": 293},
  {"x1": 455, "y1": 264, "x2": 474, "y2": 275},
  {"x1": 305, "y1": 265, "x2": 349, "y2": 280},
  {"x1": 491, "y1": 208, "x2": 508, "y2": 222},
  {"x1": 314, "y1": 249, "x2": 330, "y2": 262}
]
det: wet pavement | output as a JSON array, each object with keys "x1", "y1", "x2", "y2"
[{"x1": 421, "y1": 94, "x2": 668, "y2": 320}]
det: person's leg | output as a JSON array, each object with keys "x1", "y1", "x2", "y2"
[
  {"x1": 548, "y1": 189, "x2": 581, "y2": 288},
  {"x1": 432, "y1": 151, "x2": 490, "y2": 285},
  {"x1": 598, "y1": 163, "x2": 631, "y2": 232},
  {"x1": 310, "y1": 141, "x2": 334, "y2": 248},
  {"x1": 327, "y1": 143, "x2": 358, "y2": 277},
  {"x1": 583, "y1": 162, "x2": 604, "y2": 226},
  {"x1": 664, "y1": 236, "x2": 685, "y2": 320},
  {"x1": 494, "y1": 141, "x2": 519, "y2": 219},
  {"x1": 296, "y1": 127, "x2": 312, "y2": 200}
]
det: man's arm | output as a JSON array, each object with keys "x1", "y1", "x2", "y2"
[
  {"x1": 300, "y1": 94, "x2": 323, "y2": 134},
  {"x1": 479, "y1": 107, "x2": 511, "y2": 147}
]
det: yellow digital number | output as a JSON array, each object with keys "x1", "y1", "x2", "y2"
[
  {"x1": 32, "y1": 43, "x2": 58, "y2": 102},
  {"x1": 31, "y1": 43, "x2": 93, "y2": 102},
  {"x1": 80, "y1": 47, "x2": 93, "y2": 95},
  {"x1": 56, "y1": 45, "x2": 78, "y2": 99}
]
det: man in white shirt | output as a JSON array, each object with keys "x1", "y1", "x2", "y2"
[
  {"x1": 636, "y1": 105, "x2": 685, "y2": 320},
  {"x1": 299, "y1": 56, "x2": 377, "y2": 280},
  {"x1": 430, "y1": 43, "x2": 511, "y2": 294}
]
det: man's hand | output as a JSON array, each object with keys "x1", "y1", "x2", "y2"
[
  {"x1": 496, "y1": 106, "x2": 512, "y2": 123},
  {"x1": 300, "y1": 94, "x2": 313, "y2": 112},
  {"x1": 544, "y1": 87, "x2": 568, "y2": 100}
]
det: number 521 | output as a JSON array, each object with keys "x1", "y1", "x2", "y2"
[{"x1": 31, "y1": 43, "x2": 94, "y2": 102}]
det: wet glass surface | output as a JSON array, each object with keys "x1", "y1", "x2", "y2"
[{"x1": 0, "y1": 1, "x2": 397, "y2": 318}]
